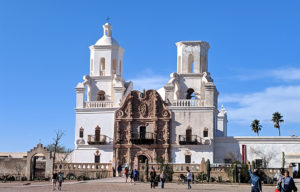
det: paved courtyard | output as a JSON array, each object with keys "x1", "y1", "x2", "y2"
[{"x1": 0, "y1": 178, "x2": 299, "y2": 192}]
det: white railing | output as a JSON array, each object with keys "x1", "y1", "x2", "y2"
[
  {"x1": 171, "y1": 99, "x2": 203, "y2": 107},
  {"x1": 85, "y1": 101, "x2": 114, "y2": 108}
]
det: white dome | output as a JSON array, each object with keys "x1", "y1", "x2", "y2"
[
  {"x1": 95, "y1": 36, "x2": 119, "y2": 46},
  {"x1": 94, "y1": 22, "x2": 119, "y2": 46}
]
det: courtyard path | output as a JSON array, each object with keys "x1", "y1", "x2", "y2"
[{"x1": 0, "y1": 177, "x2": 299, "y2": 192}]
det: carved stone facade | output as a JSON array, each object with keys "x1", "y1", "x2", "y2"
[{"x1": 114, "y1": 90, "x2": 171, "y2": 167}]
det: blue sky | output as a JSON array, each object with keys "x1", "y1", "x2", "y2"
[{"x1": 1, "y1": 0, "x2": 300, "y2": 152}]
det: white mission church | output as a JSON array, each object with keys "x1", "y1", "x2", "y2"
[{"x1": 71, "y1": 22, "x2": 300, "y2": 171}]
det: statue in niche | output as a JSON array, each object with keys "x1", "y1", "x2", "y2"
[
  {"x1": 167, "y1": 73, "x2": 180, "y2": 100},
  {"x1": 83, "y1": 75, "x2": 91, "y2": 101}
]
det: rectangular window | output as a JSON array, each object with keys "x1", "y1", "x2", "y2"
[
  {"x1": 255, "y1": 159, "x2": 263, "y2": 168},
  {"x1": 95, "y1": 155, "x2": 100, "y2": 163},
  {"x1": 79, "y1": 130, "x2": 84, "y2": 138},
  {"x1": 203, "y1": 130, "x2": 208, "y2": 137},
  {"x1": 185, "y1": 155, "x2": 191, "y2": 164}
]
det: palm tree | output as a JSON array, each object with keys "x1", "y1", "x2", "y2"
[
  {"x1": 272, "y1": 112, "x2": 284, "y2": 136},
  {"x1": 251, "y1": 119, "x2": 262, "y2": 136}
]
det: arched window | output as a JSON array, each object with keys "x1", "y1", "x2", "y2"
[
  {"x1": 112, "y1": 59, "x2": 116, "y2": 74},
  {"x1": 119, "y1": 60, "x2": 122, "y2": 75},
  {"x1": 100, "y1": 58, "x2": 105, "y2": 76},
  {"x1": 186, "y1": 88, "x2": 195, "y2": 99},
  {"x1": 203, "y1": 128, "x2": 208, "y2": 137},
  {"x1": 188, "y1": 54, "x2": 194, "y2": 73},
  {"x1": 79, "y1": 127, "x2": 84, "y2": 138},
  {"x1": 90, "y1": 59, "x2": 94, "y2": 73},
  {"x1": 178, "y1": 56, "x2": 181, "y2": 71},
  {"x1": 97, "y1": 90, "x2": 105, "y2": 101},
  {"x1": 95, "y1": 126, "x2": 101, "y2": 142},
  {"x1": 94, "y1": 150, "x2": 100, "y2": 163}
]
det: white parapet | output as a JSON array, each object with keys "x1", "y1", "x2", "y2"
[
  {"x1": 85, "y1": 101, "x2": 114, "y2": 108},
  {"x1": 171, "y1": 99, "x2": 203, "y2": 107}
]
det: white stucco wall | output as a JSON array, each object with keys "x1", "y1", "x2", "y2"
[{"x1": 214, "y1": 137, "x2": 300, "y2": 168}]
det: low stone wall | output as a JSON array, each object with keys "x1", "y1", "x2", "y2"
[
  {"x1": 0, "y1": 158, "x2": 27, "y2": 179},
  {"x1": 54, "y1": 163, "x2": 113, "y2": 179}
]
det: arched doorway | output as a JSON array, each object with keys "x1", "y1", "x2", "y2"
[
  {"x1": 31, "y1": 153, "x2": 46, "y2": 180},
  {"x1": 138, "y1": 155, "x2": 148, "y2": 163},
  {"x1": 26, "y1": 144, "x2": 53, "y2": 180}
]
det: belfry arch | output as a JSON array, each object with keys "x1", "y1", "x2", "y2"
[{"x1": 26, "y1": 144, "x2": 53, "y2": 180}]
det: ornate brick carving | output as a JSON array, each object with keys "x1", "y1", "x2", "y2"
[{"x1": 114, "y1": 90, "x2": 171, "y2": 165}]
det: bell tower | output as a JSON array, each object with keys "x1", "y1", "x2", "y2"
[
  {"x1": 176, "y1": 41, "x2": 209, "y2": 74},
  {"x1": 89, "y1": 22, "x2": 124, "y2": 77}
]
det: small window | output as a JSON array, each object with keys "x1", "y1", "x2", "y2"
[
  {"x1": 79, "y1": 128, "x2": 84, "y2": 138},
  {"x1": 185, "y1": 155, "x2": 191, "y2": 164},
  {"x1": 97, "y1": 90, "x2": 105, "y2": 101},
  {"x1": 203, "y1": 129, "x2": 208, "y2": 137},
  {"x1": 95, "y1": 155, "x2": 100, "y2": 163}
]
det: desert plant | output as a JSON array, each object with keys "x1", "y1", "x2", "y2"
[
  {"x1": 206, "y1": 159, "x2": 211, "y2": 182},
  {"x1": 145, "y1": 159, "x2": 149, "y2": 181}
]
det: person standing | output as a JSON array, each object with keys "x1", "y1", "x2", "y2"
[
  {"x1": 160, "y1": 171, "x2": 166, "y2": 189},
  {"x1": 57, "y1": 172, "x2": 63, "y2": 191},
  {"x1": 129, "y1": 169, "x2": 134, "y2": 183},
  {"x1": 247, "y1": 161, "x2": 262, "y2": 192},
  {"x1": 150, "y1": 167, "x2": 156, "y2": 189},
  {"x1": 279, "y1": 170, "x2": 297, "y2": 192},
  {"x1": 187, "y1": 169, "x2": 192, "y2": 190},
  {"x1": 52, "y1": 172, "x2": 58, "y2": 191}
]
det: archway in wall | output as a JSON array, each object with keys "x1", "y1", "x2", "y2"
[
  {"x1": 138, "y1": 155, "x2": 148, "y2": 163},
  {"x1": 31, "y1": 153, "x2": 46, "y2": 180},
  {"x1": 26, "y1": 144, "x2": 53, "y2": 180}
]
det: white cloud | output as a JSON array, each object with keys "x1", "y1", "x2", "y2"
[
  {"x1": 129, "y1": 71, "x2": 169, "y2": 91},
  {"x1": 220, "y1": 85, "x2": 300, "y2": 124},
  {"x1": 235, "y1": 67, "x2": 300, "y2": 81},
  {"x1": 271, "y1": 68, "x2": 300, "y2": 81}
]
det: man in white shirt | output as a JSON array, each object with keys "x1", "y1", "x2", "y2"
[{"x1": 187, "y1": 169, "x2": 192, "y2": 190}]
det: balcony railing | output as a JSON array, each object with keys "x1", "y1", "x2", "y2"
[
  {"x1": 88, "y1": 135, "x2": 109, "y2": 145},
  {"x1": 85, "y1": 101, "x2": 114, "y2": 108},
  {"x1": 179, "y1": 135, "x2": 201, "y2": 145},
  {"x1": 130, "y1": 132, "x2": 154, "y2": 145},
  {"x1": 171, "y1": 99, "x2": 202, "y2": 107}
]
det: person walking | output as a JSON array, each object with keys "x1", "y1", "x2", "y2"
[
  {"x1": 57, "y1": 172, "x2": 63, "y2": 191},
  {"x1": 247, "y1": 161, "x2": 262, "y2": 192},
  {"x1": 279, "y1": 170, "x2": 297, "y2": 192},
  {"x1": 124, "y1": 166, "x2": 129, "y2": 183},
  {"x1": 52, "y1": 172, "x2": 58, "y2": 191},
  {"x1": 117, "y1": 164, "x2": 122, "y2": 177},
  {"x1": 150, "y1": 167, "x2": 156, "y2": 189},
  {"x1": 160, "y1": 171, "x2": 166, "y2": 189},
  {"x1": 187, "y1": 169, "x2": 192, "y2": 190},
  {"x1": 133, "y1": 169, "x2": 139, "y2": 184}
]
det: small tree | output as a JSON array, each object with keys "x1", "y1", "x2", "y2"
[
  {"x1": 47, "y1": 130, "x2": 64, "y2": 171},
  {"x1": 251, "y1": 119, "x2": 262, "y2": 136},
  {"x1": 281, "y1": 152, "x2": 285, "y2": 168},
  {"x1": 206, "y1": 159, "x2": 211, "y2": 182},
  {"x1": 272, "y1": 112, "x2": 284, "y2": 136},
  {"x1": 145, "y1": 159, "x2": 149, "y2": 181}
]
